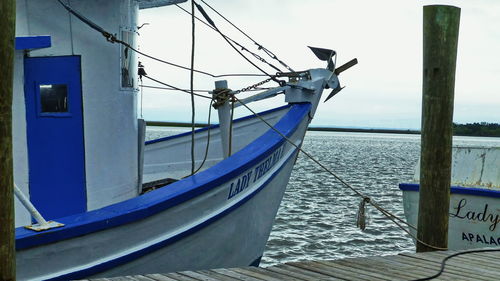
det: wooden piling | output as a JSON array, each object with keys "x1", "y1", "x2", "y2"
[
  {"x1": 417, "y1": 5, "x2": 460, "y2": 252},
  {"x1": 0, "y1": 0, "x2": 17, "y2": 279}
]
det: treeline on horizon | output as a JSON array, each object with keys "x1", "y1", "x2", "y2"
[{"x1": 453, "y1": 122, "x2": 500, "y2": 137}]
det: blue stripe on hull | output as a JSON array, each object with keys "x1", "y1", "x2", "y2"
[
  {"x1": 47, "y1": 148, "x2": 299, "y2": 280},
  {"x1": 16, "y1": 103, "x2": 311, "y2": 250},
  {"x1": 399, "y1": 183, "x2": 500, "y2": 198}
]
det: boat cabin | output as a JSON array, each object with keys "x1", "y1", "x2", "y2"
[{"x1": 13, "y1": 0, "x2": 185, "y2": 227}]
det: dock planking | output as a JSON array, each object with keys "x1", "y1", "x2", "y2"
[{"x1": 86, "y1": 249, "x2": 500, "y2": 281}]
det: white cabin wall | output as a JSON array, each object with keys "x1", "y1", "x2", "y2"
[
  {"x1": 14, "y1": 0, "x2": 141, "y2": 217},
  {"x1": 66, "y1": 0, "x2": 140, "y2": 210}
]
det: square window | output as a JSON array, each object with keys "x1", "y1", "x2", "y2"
[{"x1": 40, "y1": 84, "x2": 68, "y2": 113}]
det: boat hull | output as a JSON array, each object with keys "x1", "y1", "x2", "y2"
[
  {"x1": 400, "y1": 183, "x2": 500, "y2": 250},
  {"x1": 15, "y1": 104, "x2": 310, "y2": 280}
]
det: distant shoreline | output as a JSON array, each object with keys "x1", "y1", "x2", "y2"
[{"x1": 145, "y1": 121, "x2": 421, "y2": 135}]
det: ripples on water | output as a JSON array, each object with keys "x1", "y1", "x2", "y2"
[
  {"x1": 262, "y1": 132, "x2": 420, "y2": 266},
  {"x1": 146, "y1": 127, "x2": 500, "y2": 266}
]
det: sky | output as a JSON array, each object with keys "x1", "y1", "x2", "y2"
[{"x1": 138, "y1": 0, "x2": 500, "y2": 129}]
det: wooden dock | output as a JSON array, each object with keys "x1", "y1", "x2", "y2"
[{"x1": 86, "y1": 249, "x2": 500, "y2": 281}]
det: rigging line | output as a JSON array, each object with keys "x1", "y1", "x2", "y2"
[
  {"x1": 56, "y1": 0, "x2": 266, "y2": 79},
  {"x1": 198, "y1": 0, "x2": 294, "y2": 72},
  {"x1": 190, "y1": 0, "x2": 196, "y2": 174},
  {"x1": 142, "y1": 76, "x2": 212, "y2": 100},
  {"x1": 141, "y1": 84, "x2": 270, "y2": 93},
  {"x1": 232, "y1": 95, "x2": 446, "y2": 251},
  {"x1": 190, "y1": 99, "x2": 214, "y2": 175},
  {"x1": 410, "y1": 248, "x2": 500, "y2": 281},
  {"x1": 141, "y1": 85, "x2": 211, "y2": 93},
  {"x1": 193, "y1": 2, "x2": 285, "y2": 84},
  {"x1": 175, "y1": 3, "x2": 285, "y2": 74}
]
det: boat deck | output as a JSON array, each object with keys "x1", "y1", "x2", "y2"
[{"x1": 85, "y1": 249, "x2": 500, "y2": 280}]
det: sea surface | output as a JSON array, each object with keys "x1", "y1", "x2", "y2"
[{"x1": 146, "y1": 128, "x2": 500, "y2": 266}]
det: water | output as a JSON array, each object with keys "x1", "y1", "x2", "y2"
[
  {"x1": 146, "y1": 128, "x2": 500, "y2": 266},
  {"x1": 259, "y1": 131, "x2": 418, "y2": 266}
]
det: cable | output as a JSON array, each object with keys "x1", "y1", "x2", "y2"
[
  {"x1": 190, "y1": 0, "x2": 196, "y2": 174},
  {"x1": 141, "y1": 85, "x2": 211, "y2": 93},
  {"x1": 141, "y1": 84, "x2": 270, "y2": 93},
  {"x1": 198, "y1": 0, "x2": 294, "y2": 72},
  {"x1": 142, "y1": 75, "x2": 212, "y2": 99},
  {"x1": 190, "y1": 99, "x2": 214, "y2": 175},
  {"x1": 411, "y1": 248, "x2": 500, "y2": 281},
  {"x1": 56, "y1": 0, "x2": 267, "y2": 79},
  {"x1": 192, "y1": 2, "x2": 285, "y2": 85},
  {"x1": 178, "y1": 2, "x2": 284, "y2": 74},
  {"x1": 232, "y1": 94, "x2": 447, "y2": 251}
]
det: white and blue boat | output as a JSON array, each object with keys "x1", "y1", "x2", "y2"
[
  {"x1": 11, "y1": 0, "x2": 355, "y2": 279},
  {"x1": 400, "y1": 146, "x2": 500, "y2": 250}
]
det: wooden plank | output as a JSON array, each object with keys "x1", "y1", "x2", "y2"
[
  {"x1": 265, "y1": 264, "x2": 328, "y2": 280},
  {"x1": 91, "y1": 250, "x2": 500, "y2": 281},
  {"x1": 311, "y1": 260, "x2": 386, "y2": 281},
  {"x1": 231, "y1": 267, "x2": 288, "y2": 281},
  {"x1": 274, "y1": 264, "x2": 338, "y2": 280},
  {"x1": 145, "y1": 274, "x2": 179, "y2": 281},
  {"x1": 327, "y1": 258, "x2": 399, "y2": 280},
  {"x1": 435, "y1": 251, "x2": 500, "y2": 267},
  {"x1": 289, "y1": 260, "x2": 380, "y2": 280},
  {"x1": 125, "y1": 276, "x2": 158, "y2": 281},
  {"x1": 195, "y1": 270, "x2": 239, "y2": 281},
  {"x1": 330, "y1": 256, "x2": 432, "y2": 280},
  {"x1": 385, "y1": 255, "x2": 465, "y2": 281},
  {"x1": 399, "y1": 252, "x2": 498, "y2": 280},
  {"x1": 177, "y1": 270, "x2": 225, "y2": 281},
  {"x1": 233, "y1": 267, "x2": 306, "y2": 281},
  {"x1": 379, "y1": 255, "x2": 458, "y2": 280},
  {"x1": 149, "y1": 273, "x2": 198, "y2": 281},
  {"x1": 210, "y1": 268, "x2": 262, "y2": 281}
]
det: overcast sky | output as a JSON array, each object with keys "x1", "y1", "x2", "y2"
[{"x1": 138, "y1": 0, "x2": 500, "y2": 129}]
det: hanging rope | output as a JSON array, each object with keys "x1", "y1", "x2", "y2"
[
  {"x1": 189, "y1": 0, "x2": 196, "y2": 174},
  {"x1": 190, "y1": 99, "x2": 214, "y2": 176}
]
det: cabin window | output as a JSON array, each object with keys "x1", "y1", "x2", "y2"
[
  {"x1": 121, "y1": 31, "x2": 134, "y2": 88},
  {"x1": 40, "y1": 84, "x2": 68, "y2": 113}
]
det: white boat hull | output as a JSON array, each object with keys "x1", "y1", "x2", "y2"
[
  {"x1": 16, "y1": 104, "x2": 310, "y2": 280},
  {"x1": 401, "y1": 184, "x2": 500, "y2": 250}
]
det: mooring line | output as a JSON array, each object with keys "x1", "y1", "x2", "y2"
[{"x1": 231, "y1": 94, "x2": 448, "y2": 251}]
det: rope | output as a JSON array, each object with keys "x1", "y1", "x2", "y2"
[
  {"x1": 142, "y1": 76, "x2": 212, "y2": 99},
  {"x1": 229, "y1": 96, "x2": 235, "y2": 156},
  {"x1": 141, "y1": 84, "x2": 270, "y2": 93},
  {"x1": 189, "y1": 0, "x2": 196, "y2": 174},
  {"x1": 190, "y1": 99, "x2": 214, "y2": 175},
  {"x1": 198, "y1": 0, "x2": 294, "y2": 72},
  {"x1": 56, "y1": 0, "x2": 266, "y2": 79},
  {"x1": 176, "y1": 4, "x2": 282, "y2": 74},
  {"x1": 192, "y1": 2, "x2": 285, "y2": 86},
  {"x1": 231, "y1": 94, "x2": 448, "y2": 251},
  {"x1": 411, "y1": 248, "x2": 500, "y2": 281}
]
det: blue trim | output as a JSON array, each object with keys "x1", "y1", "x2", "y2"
[
  {"x1": 15, "y1": 36, "x2": 51, "y2": 50},
  {"x1": 16, "y1": 103, "x2": 311, "y2": 250},
  {"x1": 45, "y1": 149, "x2": 298, "y2": 280},
  {"x1": 145, "y1": 104, "x2": 292, "y2": 145},
  {"x1": 399, "y1": 183, "x2": 500, "y2": 198}
]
